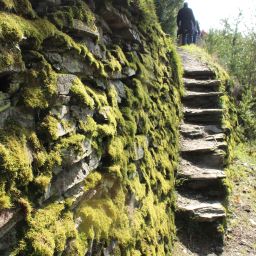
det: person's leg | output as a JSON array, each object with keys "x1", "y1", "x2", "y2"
[
  {"x1": 187, "y1": 32, "x2": 193, "y2": 44},
  {"x1": 182, "y1": 33, "x2": 187, "y2": 45},
  {"x1": 192, "y1": 32, "x2": 196, "y2": 44}
]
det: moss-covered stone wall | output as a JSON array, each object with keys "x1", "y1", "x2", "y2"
[{"x1": 0, "y1": 0, "x2": 183, "y2": 255}]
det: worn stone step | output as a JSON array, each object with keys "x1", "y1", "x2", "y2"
[
  {"x1": 178, "y1": 50, "x2": 216, "y2": 80},
  {"x1": 181, "y1": 150, "x2": 226, "y2": 169},
  {"x1": 178, "y1": 159, "x2": 226, "y2": 180},
  {"x1": 177, "y1": 159, "x2": 226, "y2": 196},
  {"x1": 180, "y1": 123, "x2": 223, "y2": 139},
  {"x1": 176, "y1": 193, "x2": 226, "y2": 222},
  {"x1": 182, "y1": 91, "x2": 222, "y2": 108},
  {"x1": 205, "y1": 133, "x2": 225, "y2": 142},
  {"x1": 184, "y1": 78, "x2": 221, "y2": 92},
  {"x1": 181, "y1": 138, "x2": 227, "y2": 153},
  {"x1": 184, "y1": 70, "x2": 216, "y2": 80},
  {"x1": 184, "y1": 108, "x2": 223, "y2": 125}
]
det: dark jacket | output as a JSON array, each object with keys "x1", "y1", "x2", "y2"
[{"x1": 177, "y1": 6, "x2": 196, "y2": 33}]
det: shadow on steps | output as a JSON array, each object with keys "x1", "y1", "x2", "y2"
[{"x1": 175, "y1": 214, "x2": 224, "y2": 255}]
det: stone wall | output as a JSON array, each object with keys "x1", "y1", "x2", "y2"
[{"x1": 0, "y1": 0, "x2": 183, "y2": 255}]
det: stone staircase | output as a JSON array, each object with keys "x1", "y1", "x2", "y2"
[{"x1": 175, "y1": 50, "x2": 228, "y2": 252}]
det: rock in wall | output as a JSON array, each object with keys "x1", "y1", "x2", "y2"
[{"x1": 0, "y1": 0, "x2": 183, "y2": 255}]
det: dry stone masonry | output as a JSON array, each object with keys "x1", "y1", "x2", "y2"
[{"x1": 0, "y1": 0, "x2": 183, "y2": 255}]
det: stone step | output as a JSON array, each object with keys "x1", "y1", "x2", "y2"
[
  {"x1": 184, "y1": 108, "x2": 223, "y2": 125},
  {"x1": 182, "y1": 91, "x2": 222, "y2": 108},
  {"x1": 181, "y1": 138, "x2": 227, "y2": 153},
  {"x1": 178, "y1": 50, "x2": 216, "y2": 80},
  {"x1": 180, "y1": 123, "x2": 224, "y2": 139},
  {"x1": 181, "y1": 150, "x2": 226, "y2": 169},
  {"x1": 184, "y1": 70, "x2": 216, "y2": 80},
  {"x1": 177, "y1": 159, "x2": 226, "y2": 196},
  {"x1": 184, "y1": 78, "x2": 221, "y2": 92},
  {"x1": 178, "y1": 159, "x2": 226, "y2": 180},
  {"x1": 176, "y1": 193, "x2": 226, "y2": 222},
  {"x1": 205, "y1": 133, "x2": 225, "y2": 142}
]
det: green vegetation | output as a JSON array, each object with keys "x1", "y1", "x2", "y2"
[
  {"x1": 47, "y1": 1, "x2": 96, "y2": 31},
  {"x1": 12, "y1": 203, "x2": 86, "y2": 256},
  {"x1": 203, "y1": 16, "x2": 256, "y2": 140},
  {"x1": 0, "y1": 0, "x2": 36, "y2": 18},
  {"x1": 155, "y1": 0, "x2": 183, "y2": 35}
]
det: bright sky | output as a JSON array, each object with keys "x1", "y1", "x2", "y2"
[{"x1": 186, "y1": 0, "x2": 256, "y2": 32}]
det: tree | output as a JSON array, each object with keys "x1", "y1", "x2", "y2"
[{"x1": 155, "y1": 0, "x2": 183, "y2": 35}]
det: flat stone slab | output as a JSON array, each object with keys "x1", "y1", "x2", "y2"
[
  {"x1": 184, "y1": 91, "x2": 223, "y2": 97},
  {"x1": 182, "y1": 149, "x2": 226, "y2": 169},
  {"x1": 184, "y1": 108, "x2": 223, "y2": 124},
  {"x1": 101, "y1": 3, "x2": 131, "y2": 29},
  {"x1": 180, "y1": 123, "x2": 223, "y2": 139},
  {"x1": 183, "y1": 91, "x2": 222, "y2": 108},
  {"x1": 178, "y1": 50, "x2": 215, "y2": 79},
  {"x1": 65, "y1": 19, "x2": 100, "y2": 39},
  {"x1": 205, "y1": 133, "x2": 225, "y2": 142},
  {"x1": 178, "y1": 159, "x2": 226, "y2": 180},
  {"x1": 176, "y1": 193, "x2": 226, "y2": 222},
  {"x1": 0, "y1": 208, "x2": 23, "y2": 239},
  {"x1": 183, "y1": 78, "x2": 221, "y2": 92},
  {"x1": 181, "y1": 138, "x2": 227, "y2": 153}
]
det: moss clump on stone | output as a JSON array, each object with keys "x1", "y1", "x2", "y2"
[
  {"x1": 0, "y1": 0, "x2": 36, "y2": 18},
  {"x1": 0, "y1": 131, "x2": 33, "y2": 185},
  {"x1": 47, "y1": 1, "x2": 96, "y2": 31},
  {"x1": 13, "y1": 203, "x2": 86, "y2": 256},
  {"x1": 105, "y1": 51, "x2": 122, "y2": 73},
  {"x1": 22, "y1": 54, "x2": 57, "y2": 109},
  {"x1": 70, "y1": 78, "x2": 95, "y2": 109},
  {"x1": 41, "y1": 115, "x2": 61, "y2": 141},
  {"x1": 0, "y1": 127, "x2": 34, "y2": 208}
]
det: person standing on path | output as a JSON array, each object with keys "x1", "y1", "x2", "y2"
[{"x1": 177, "y1": 2, "x2": 196, "y2": 45}]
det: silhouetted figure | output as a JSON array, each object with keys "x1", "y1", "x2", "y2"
[
  {"x1": 87, "y1": 0, "x2": 95, "y2": 11},
  {"x1": 177, "y1": 2, "x2": 196, "y2": 45},
  {"x1": 193, "y1": 20, "x2": 201, "y2": 44}
]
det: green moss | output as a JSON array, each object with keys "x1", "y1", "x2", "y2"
[
  {"x1": 77, "y1": 182, "x2": 131, "y2": 245},
  {"x1": 12, "y1": 203, "x2": 85, "y2": 256},
  {"x1": 41, "y1": 115, "x2": 60, "y2": 141},
  {"x1": 107, "y1": 136, "x2": 125, "y2": 162},
  {"x1": 48, "y1": 1, "x2": 96, "y2": 31},
  {"x1": 22, "y1": 56, "x2": 57, "y2": 109},
  {"x1": 0, "y1": 132, "x2": 33, "y2": 185},
  {"x1": 0, "y1": 12, "x2": 106, "y2": 77},
  {"x1": 34, "y1": 175, "x2": 51, "y2": 191},
  {"x1": 0, "y1": 0, "x2": 14, "y2": 9},
  {"x1": 105, "y1": 51, "x2": 122, "y2": 73},
  {"x1": 0, "y1": 0, "x2": 36, "y2": 18},
  {"x1": 71, "y1": 78, "x2": 95, "y2": 109},
  {"x1": 0, "y1": 1, "x2": 184, "y2": 254},
  {"x1": 0, "y1": 49, "x2": 24, "y2": 76},
  {"x1": 0, "y1": 192, "x2": 12, "y2": 209},
  {"x1": 79, "y1": 116, "x2": 98, "y2": 136},
  {"x1": 28, "y1": 132, "x2": 48, "y2": 168},
  {"x1": 111, "y1": 45, "x2": 131, "y2": 67},
  {"x1": 84, "y1": 171, "x2": 102, "y2": 192}
]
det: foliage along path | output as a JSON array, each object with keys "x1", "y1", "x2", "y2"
[{"x1": 174, "y1": 48, "x2": 228, "y2": 255}]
